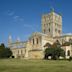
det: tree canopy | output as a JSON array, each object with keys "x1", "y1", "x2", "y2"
[
  {"x1": 44, "y1": 47, "x2": 65, "y2": 60},
  {"x1": 44, "y1": 40, "x2": 65, "y2": 60},
  {"x1": 0, "y1": 43, "x2": 12, "y2": 58}
]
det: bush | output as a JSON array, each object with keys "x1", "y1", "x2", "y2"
[{"x1": 69, "y1": 56, "x2": 72, "y2": 61}]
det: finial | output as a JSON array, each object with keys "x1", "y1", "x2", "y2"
[{"x1": 50, "y1": 7, "x2": 54, "y2": 12}]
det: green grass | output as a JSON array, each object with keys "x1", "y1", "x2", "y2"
[{"x1": 0, "y1": 59, "x2": 72, "y2": 72}]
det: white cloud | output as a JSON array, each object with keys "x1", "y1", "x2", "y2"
[
  {"x1": 13, "y1": 16, "x2": 19, "y2": 19},
  {"x1": 19, "y1": 18, "x2": 24, "y2": 21},
  {"x1": 24, "y1": 24, "x2": 32, "y2": 28},
  {"x1": 13, "y1": 16, "x2": 24, "y2": 22},
  {"x1": 23, "y1": 24, "x2": 39, "y2": 31},
  {"x1": 7, "y1": 10, "x2": 24, "y2": 21}
]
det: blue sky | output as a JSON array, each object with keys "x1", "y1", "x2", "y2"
[{"x1": 0, "y1": 0, "x2": 72, "y2": 45}]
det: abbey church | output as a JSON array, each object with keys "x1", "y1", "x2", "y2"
[{"x1": 8, "y1": 9, "x2": 72, "y2": 59}]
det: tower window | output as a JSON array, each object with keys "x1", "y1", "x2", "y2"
[
  {"x1": 49, "y1": 28, "x2": 50, "y2": 32},
  {"x1": 55, "y1": 28, "x2": 57, "y2": 32},
  {"x1": 55, "y1": 23, "x2": 56, "y2": 26},
  {"x1": 58, "y1": 30, "x2": 60, "y2": 34},
  {"x1": 44, "y1": 24, "x2": 45, "y2": 27},
  {"x1": 44, "y1": 16, "x2": 46, "y2": 21},
  {"x1": 49, "y1": 23, "x2": 50, "y2": 26},
  {"x1": 44, "y1": 29, "x2": 46, "y2": 33}
]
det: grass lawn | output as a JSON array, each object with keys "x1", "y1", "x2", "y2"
[{"x1": 0, "y1": 59, "x2": 72, "y2": 72}]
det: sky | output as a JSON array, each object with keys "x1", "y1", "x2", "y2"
[{"x1": 0, "y1": 0, "x2": 72, "y2": 45}]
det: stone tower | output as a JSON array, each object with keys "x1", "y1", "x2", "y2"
[{"x1": 41, "y1": 8, "x2": 62, "y2": 37}]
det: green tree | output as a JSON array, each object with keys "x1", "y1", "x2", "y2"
[
  {"x1": 52, "y1": 48, "x2": 65, "y2": 60},
  {"x1": 44, "y1": 40, "x2": 65, "y2": 60},
  {"x1": 0, "y1": 43, "x2": 12, "y2": 58},
  {"x1": 44, "y1": 47, "x2": 65, "y2": 60},
  {"x1": 0, "y1": 43, "x2": 5, "y2": 51},
  {"x1": 44, "y1": 48, "x2": 53, "y2": 59},
  {"x1": 1, "y1": 48, "x2": 12, "y2": 58}
]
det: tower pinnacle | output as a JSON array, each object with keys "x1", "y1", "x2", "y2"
[
  {"x1": 8, "y1": 35, "x2": 12, "y2": 44},
  {"x1": 50, "y1": 7, "x2": 54, "y2": 12}
]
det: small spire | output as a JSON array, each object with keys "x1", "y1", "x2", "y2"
[
  {"x1": 16, "y1": 37, "x2": 20, "y2": 42},
  {"x1": 8, "y1": 35, "x2": 12, "y2": 44},
  {"x1": 50, "y1": 7, "x2": 54, "y2": 12},
  {"x1": 9, "y1": 35, "x2": 12, "y2": 40}
]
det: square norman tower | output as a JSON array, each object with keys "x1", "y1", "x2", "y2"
[{"x1": 41, "y1": 9, "x2": 62, "y2": 37}]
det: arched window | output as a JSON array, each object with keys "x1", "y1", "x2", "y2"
[
  {"x1": 67, "y1": 50, "x2": 70, "y2": 56},
  {"x1": 21, "y1": 50, "x2": 22, "y2": 54},
  {"x1": 36, "y1": 38, "x2": 38, "y2": 44},
  {"x1": 49, "y1": 28, "x2": 50, "y2": 32},
  {"x1": 18, "y1": 50, "x2": 19, "y2": 54},
  {"x1": 33, "y1": 39, "x2": 34, "y2": 45}
]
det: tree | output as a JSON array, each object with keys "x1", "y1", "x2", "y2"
[
  {"x1": 44, "y1": 48, "x2": 53, "y2": 59},
  {"x1": 44, "y1": 40, "x2": 65, "y2": 60},
  {"x1": 0, "y1": 43, "x2": 12, "y2": 58},
  {"x1": 1, "y1": 48, "x2": 12, "y2": 58},
  {"x1": 44, "y1": 47, "x2": 65, "y2": 60},
  {"x1": 0, "y1": 43, "x2": 5, "y2": 52}
]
